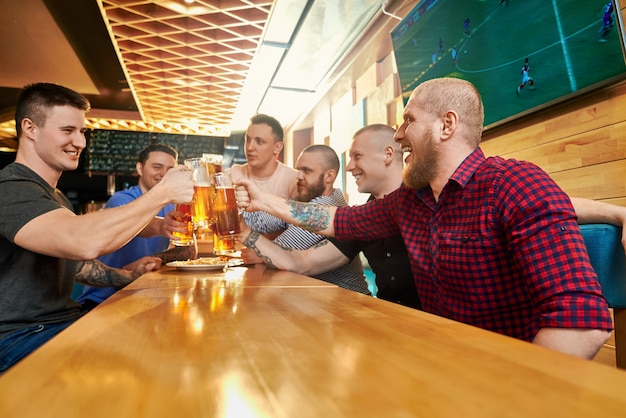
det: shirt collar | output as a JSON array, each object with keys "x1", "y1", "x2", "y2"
[
  {"x1": 449, "y1": 147, "x2": 485, "y2": 188},
  {"x1": 411, "y1": 148, "x2": 485, "y2": 206}
]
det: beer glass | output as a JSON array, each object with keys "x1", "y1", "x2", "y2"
[
  {"x1": 184, "y1": 157, "x2": 214, "y2": 229},
  {"x1": 203, "y1": 153, "x2": 224, "y2": 174},
  {"x1": 213, "y1": 227, "x2": 237, "y2": 255},
  {"x1": 211, "y1": 171, "x2": 241, "y2": 237},
  {"x1": 171, "y1": 203, "x2": 194, "y2": 246}
]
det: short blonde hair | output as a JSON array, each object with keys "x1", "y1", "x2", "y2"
[
  {"x1": 410, "y1": 78, "x2": 484, "y2": 146},
  {"x1": 353, "y1": 124, "x2": 403, "y2": 164}
]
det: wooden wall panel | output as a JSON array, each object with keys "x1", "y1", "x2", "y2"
[
  {"x1": 605, "y1": 197, "x2": 626, "y2": 206},
  {"x1": 366, "y1": 73, "x2": 396, "y2": 125},
  {"x1": 550, "y1": 160, "x2": 626, "y2": 200},
  {"x1": 481, "y1": 80, "x2": 626, "y2": 205},
  {"x1": 481, "y1": 81, "x2": 626, "y2": 156},
  {"x1": 491, "y1": 123, "x2": 626, "y2": 173}
]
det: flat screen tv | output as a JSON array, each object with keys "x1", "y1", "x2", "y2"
[{"x1": 390, "y1": 0, "x2": 626, "y2": 129}]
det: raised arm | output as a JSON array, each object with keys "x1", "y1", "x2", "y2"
[
  {"x1": 235, "y1": 178, "x2": 338, "y2": 236},
  {"x1": 138, "y1": 210, "x2": 188, "y2": 240},
  {"x1": 240, "y1": 222, "x2": 349, "y2": 275},
  {"x1": 137, "y1": 216, "x2": 166, "y2": 238},
  {"x1": 14, "y1": 166, "x2": 194, "y2": 260}
]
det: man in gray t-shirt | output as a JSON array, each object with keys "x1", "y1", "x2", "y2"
[{"x1": 0, "y1": 82, "x2": 194, "y2": 372}]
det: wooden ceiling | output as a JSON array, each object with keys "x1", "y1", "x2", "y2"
[
  {"x1": 0, "y1": 0, "x2": 275, "y2": 149},
  {"x1": 96, "y1": 0, "x2": 273, "y2": 134},
  {"x1": 0, "y1": 0, "x2": 392, "y2": 152}
]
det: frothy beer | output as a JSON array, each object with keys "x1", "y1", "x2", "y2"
[{"x1": 192, "y1": 185, "x2": 214, "y2": 228}]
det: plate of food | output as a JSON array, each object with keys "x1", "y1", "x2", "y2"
[{"x1": 166, "y1": 257, "x2": 229, "y2": 272}]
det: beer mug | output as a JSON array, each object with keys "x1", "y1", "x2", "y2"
[
  {"x1": 213, "y1": 227, "x2": 237, "y2": 255},
  {"x1": 203, "y1": 153, "x2": 224, "y2": 174},
  {"x1": 171, "y1": 203, "x2": 194, "y2": 246},
  {"x1": 184, "y1": 157, "x2": 214, "y2": 229},
  {"x1": 211, "y1": 171, "x2": 241, "y2": 237}
]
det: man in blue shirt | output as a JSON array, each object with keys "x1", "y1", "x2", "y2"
[{"x1": 77, "y1": 143, "x2": 182, "y2": 309}]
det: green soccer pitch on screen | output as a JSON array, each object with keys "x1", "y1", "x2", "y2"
[{"x1": 390, "y1": 0, "x2": 626, "y2": 129}]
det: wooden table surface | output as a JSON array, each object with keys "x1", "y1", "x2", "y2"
[{"x1": 1, "y1": 264, "x2": 626, "y2": 417}]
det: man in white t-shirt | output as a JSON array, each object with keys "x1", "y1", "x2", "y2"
[
  {"x1": 230, "y1": 114, "x2": 298, "y2": 234},
  {"x1": 230, "y1": 114, "x2": 297, "y2": 198}
]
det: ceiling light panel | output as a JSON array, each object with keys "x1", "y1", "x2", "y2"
[
  {"x1": 272, "y1": 0, "x2": 379, "y2": 90},
  {"x1": 262, "y1": 0, "x2": 309, "y2": 44}
]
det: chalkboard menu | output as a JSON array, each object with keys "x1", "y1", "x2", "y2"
[{"x1": 86, "y1": 129, "x2": 226, "y2": 174}]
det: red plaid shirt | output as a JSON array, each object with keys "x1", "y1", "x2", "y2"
[{"x1": 335, "y1": 148, "x2": 612, "y2": 341}]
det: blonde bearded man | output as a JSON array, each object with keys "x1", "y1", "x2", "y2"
[{"x1": 235, "y1": 78, "x2": 624, "y2": 360}]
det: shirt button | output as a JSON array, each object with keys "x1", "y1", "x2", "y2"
[
  {"x1": 386, "y1": 252, "x2": 392, "y2": 257},
  {"x1": 390, "y1": 276, "x2": 396, "y2": 281}
]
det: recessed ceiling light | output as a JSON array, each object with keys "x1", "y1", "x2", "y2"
[
  {"x1": 157, "y1": 1, "x2": 208, "y2": 16},
  {"x1": 172, "y1": 79, "x2": 203, "y2": 87}
]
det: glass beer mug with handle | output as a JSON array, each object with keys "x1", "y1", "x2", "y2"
[
  {"x1": 170, "y1": 203, "x2": 194, "y2": 246},
  {"x1": 184, "y1": 157, "x2": 214, "y2": 230},
  {"x1": 203, "y1": 153, "x2": 224, "y2": 174},
  {"x1": 211, "y1": 171, "x2": 241, "y2": 255},
  {"x1": 212, "y1": 229, "x2": 237, "y2": 255}
]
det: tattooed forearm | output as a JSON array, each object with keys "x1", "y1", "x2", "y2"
[
  {"x1": 74, "y1": 260, "x2": 133, "y2": 288},
  {"x1": 243, "y1": 230, "x2": 284, "y2": 270},
  {"x1": 287, "y1": 201, "x2": 331, "y2": 232},
  {"x1": 242, "y1": 229, "x2": 261, "y2": 248}
]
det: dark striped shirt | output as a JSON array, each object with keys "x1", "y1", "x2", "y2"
[{"x1": 254, "y1": 189, "x2": 369, "y2": 295}]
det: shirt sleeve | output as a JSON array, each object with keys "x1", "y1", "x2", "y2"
[
  {"x1": 496, "y1": 161, "x2": 612, "y2": 332},
  {"x1": 0, "y1": 180, "x2": 67, "y2": 241},
  {"x1": 334, "y1": 191, "x2": 402, "y2": 241},
  {"x1": 273, "y1": 224, "x2": 324, "y2": 250},
  {"x1": 243, "y1": 211, "x2": 287, "y2": 234}
]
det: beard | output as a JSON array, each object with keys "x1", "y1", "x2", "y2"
[
  {"x1": 295, "y1": 174, "x2": 326, "y2": 202},
  {"x1": 402, "y1": 127, "x2": 439, "y2": 190}
]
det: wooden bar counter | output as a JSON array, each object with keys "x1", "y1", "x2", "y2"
[{"x1": 1, "y1": 263, "x2": 626, "y2": 417}]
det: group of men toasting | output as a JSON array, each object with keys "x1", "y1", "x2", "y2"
[{"x1": 2, "y1": 78, "x2": 626, "y2": 373}]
